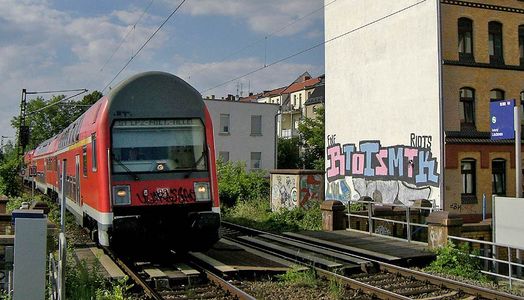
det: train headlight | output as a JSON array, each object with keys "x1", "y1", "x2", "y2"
[
  {"x1": 194, "y1": 182, "x2": 210, "y2": 201},
  {"x1": 112, "y1": 185, "x2": 131, "y2": 206}
]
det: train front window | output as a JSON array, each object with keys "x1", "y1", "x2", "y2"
[{"x1": 111, "y1": 119, "x2": 207, "y2": 173}]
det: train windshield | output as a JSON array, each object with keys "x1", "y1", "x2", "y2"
[{"x1": 111, "y1": 119, "x2": 207, "y2": 173}]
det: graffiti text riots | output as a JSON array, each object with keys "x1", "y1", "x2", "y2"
[{"x1": 326, "y1": 140, "x2": 439, "y2": 187}]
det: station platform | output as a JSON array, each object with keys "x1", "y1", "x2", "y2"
[
  {"x1": 73, "y1": 247, "x2": 125, "y2": 280},
  {"x1": 284, "y1": 229, "x2": 435, "y2": 266}
]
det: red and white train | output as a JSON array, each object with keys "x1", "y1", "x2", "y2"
[{"x1": 23, "y1": 71, "x2": 220, "y2": 250}]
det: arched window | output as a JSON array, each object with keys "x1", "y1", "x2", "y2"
[
  {"x1": 458, "y1": 18, "x2": 474, "y2": 61},
  {"x1": 492, "y1": 159, "x2": 506, "y2": 195},
  {"x1": 519, "y1": 25, "x2": 524, "y2": 65},
  {"x1": 459, "y1": 87, "x2": 475, "y2": 128},
  {"x1": 490, "y1": 89, "x2": 505, "y2": 102},
  {"x1": 461, "y1": 158, "x2": 477, "y2": 203},
  {"x1": 489, "y1": 21, "x2": 504, "y2": 64}
]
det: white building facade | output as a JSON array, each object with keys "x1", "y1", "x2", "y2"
[
  {"x1": 204, "y1": 99, "x2": 280, "y2": 171},
  {"x1": 324, "y1": 0, "x2": 443, "y2": 207}
]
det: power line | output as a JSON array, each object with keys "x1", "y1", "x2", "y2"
[
  {"x1": 25, "y1": 88, "x2": 87, "y2": 95},
  {"x1": 27, "y1": 89, "x2": 88, "y2": 116},
  {"x1": 98, "y1": 0, "x2": 155, "y2": 73},
  {"x1": 187, "y1": 0, "x2": 337, "y2": 80},
  {"x1": 202, "y1": 0, "x2": 427, "y2": 93},
  {"x1": 101, "y1": 0, "x2": 187, "y2": 93}
]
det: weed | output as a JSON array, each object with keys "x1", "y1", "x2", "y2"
[
  {"x1": 328, "y1": 277, "x2": 346, "y2": 299},
  {"x1": 425, "y1": 240, "x2": 489, "y2": 282},
  {"x1": 276, "y1": 266, "x2": 318, "y2": 288}
]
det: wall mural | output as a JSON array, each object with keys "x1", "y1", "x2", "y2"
[
  {"x1": 271, "y1": 173, "x2": 323, "y2": 210},
  {"x1": 325, "y1": 134, "x2": 440, "y2": 206}
]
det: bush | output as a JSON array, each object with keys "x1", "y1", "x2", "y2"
[
  {"x1": 217, "y1": 160, "x2": 269, "y2": 206},
  {"x1": 0, "y1": 156, "x2": 21, "y2": 197},
  {"x1": 425, "y1": 240, "x2": 488, "y2": 282},
  {"x1": 223, "y1": 198, "x2": 322, "y2": 233}
]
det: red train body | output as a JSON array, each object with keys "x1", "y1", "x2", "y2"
[{"x1": 24, "y1": 72, "x2": 220, "y2": 249}]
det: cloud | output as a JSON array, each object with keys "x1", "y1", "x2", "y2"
[{"x1": 176, "y1": 0, "x2": 323, "y2": 37}]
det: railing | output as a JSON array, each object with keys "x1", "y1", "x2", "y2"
[
  {"x1": 280, "y1": 129, "x2": 299, "y2": 138},
  {"x1": 447, "y1": 235, "x2": 524, "y2": 290},
  {"x1": 346, "y1": 199, "x2": 436, "y2": 243}
]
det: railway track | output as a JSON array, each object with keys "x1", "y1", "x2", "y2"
[
  {"x1": 102, "y1": 246, "x2": 256, "y2": 300},
  {"x1": 221, "y1": 221, "x2": 524, "y2": 300}
]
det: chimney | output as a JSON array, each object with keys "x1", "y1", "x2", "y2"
[
  {"x1": 249, "y1": 92, "x2": 253, "y2": 96},
  {"x1": 211, "y1": 95, "x2": 215, "y2": 99}
]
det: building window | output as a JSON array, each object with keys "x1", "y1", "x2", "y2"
[
  {"x1": 490, "y1": 89, "x2": 505, "y2": 102},
  {"x1": 489, "y1": 21, "x2": 504, "y2": 64},
  {"x1": 459, "y1": 87, "x2": 475, "y2": 128},
  {"x1": 461, "y1": 158, "x2": 477, "y2": 203},
  {"x1": 492, "y1": 159, "x2": 506, "y2": 196},
  {"x1": 458, "y1": 18, "x2": 474, "y2": 61},
  {"x1": 251, "y1": 152, "x2": 261, "y2": 169},
  {"x1": 293, "y1": 95, "x2": 297, "y2": 107},
  {"x1": 220, "y1": 114, "x2": 230, "y2": 134},
  {"x1": 91, "y1": 133, "x2": 97, "y2": 172},
  {"x1": 218, "y1": 151, "x2": 229, "y2": 163},
  {"x1": 299, "y1": 94, "x2": 302, "y2": 108},
  {"x1": 519, "y1": 25, "x2": 524, "y2": 66},
  {"x1": 251, "y1": 115, "x2": 262, "y2": 135}
]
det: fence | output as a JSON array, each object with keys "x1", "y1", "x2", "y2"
[
  {"x1": 447, "y1": 235, "x2": 524, "y2": 290},
  {"x1": 346, "y1": 198, "x2": 435, "y2": 243}
]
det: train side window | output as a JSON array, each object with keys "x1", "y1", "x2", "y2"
[
  {"x1": 91, "y1": 133, "x2": 97, "y2": 172},
  {"x1": 82, "y1": 145, "x2": 88, "y2": 177}
]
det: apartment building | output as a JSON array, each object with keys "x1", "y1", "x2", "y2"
[
  {"x1": 204, "y1": 99, "x2": 279, "y2": 171},
  {"x1": 325, "y1": 0, "x2": 524, "y2": 221}
]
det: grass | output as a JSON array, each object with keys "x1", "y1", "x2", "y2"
[
  {"x1": 276, "y1": 266, "x2": 318, "y2": 288},
  {"x1": 222, "y1": 198, "x2": 322, "y2": 233}
]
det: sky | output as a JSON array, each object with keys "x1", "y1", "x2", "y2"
[{"x1": 0, "y1": 0, "x2": 325, "y2": 141}]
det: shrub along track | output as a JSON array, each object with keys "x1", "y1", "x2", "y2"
[{"x1": 221, "y1": 221, "x2": 523, "y2": 300}]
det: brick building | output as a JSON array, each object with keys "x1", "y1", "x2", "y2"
[
  {"x1": 441, "y1": 0, "x2": 524, "y2": 221},
  {"x1": 325, "y1": 0, "x2": 524, "y2": 222}
]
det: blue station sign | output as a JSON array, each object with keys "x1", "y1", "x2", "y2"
[{"x1": 490, "y1": 99, "x2": 515, "y2": 140}]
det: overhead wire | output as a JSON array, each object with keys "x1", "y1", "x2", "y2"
[
  {"x1": 101, "y1": 0, "x2": 187, "y2": 93},
  {"x1": 98, "y1": 0, "x2": 155, "y2": 73},
  {"x1": 27, "y1": 89, "x2": 89, "y2": 116},
  {"x1": 202, "y1": 0, "x2": 427, "y2": 93},
  {"x1": 187, "y1": 0, "x2": 338, "y2": 80}
]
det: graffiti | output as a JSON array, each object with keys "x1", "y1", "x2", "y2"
[
  {"x1": 272, "y1": 173, "x2": 323, "y2": 210},
  {"x1": 449, "y1": 203, "x2": 462, "y2": 210},
  {"x1": 449, "y1": 202, "x2": 476, "y2": 213},
  {"x1": 299, "y1": 174, "x2": 323, "y2": 208},
  {"x1": 327, "y1": 140, "x2": 439, "y2": 187},
  {"x1": 325, "y1": 137, "x2": 439, "y2": 206},
  {"x1": 375, "y1": 225, "x2": 392, "y2": 236},
  {"x1": 271, "y1": 175, "x2": 298, "y2": 209},
  {"x1": 136, "y1": 187, "x2": 195, "y2": 204},
  {"x1": 429, "y1": 228, "x2": 444, "y2": 247},
  {"x1": 326, "y1": 177, "x2": 431, "y2": 205}
]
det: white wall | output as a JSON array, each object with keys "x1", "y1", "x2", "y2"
[
  {"x1": 324, "y1": 0, "x2": 442, "y2": 207},
  {"x1": 204, "y1": 100, "x2": 279, "y2": 171}
]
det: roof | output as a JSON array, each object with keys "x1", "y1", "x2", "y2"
[
  {"x1": 446, "y1": 130, "x2": 521, "y2": 144},
  {"x1": 281, "y1": 77, "x2": 321, "y2": 94},
  {"x1": 304, "y1": 84, "x2": 325, "y2": 106},
  {"x1": 239, "y1": 92, "x2": 263, "y2": 103}
]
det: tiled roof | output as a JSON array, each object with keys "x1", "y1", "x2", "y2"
[{"x1": 281, "y1": 77, "x2": 321, "y2": 94}]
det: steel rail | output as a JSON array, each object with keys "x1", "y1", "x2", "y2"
[
  {"x1": 188, "y1": 259, "x2": 257, "y2": 300},
  {"x1": 379, "y1": 263, "x2": 524, "y2": 300},
  {"x1": 101, "y1": 247, "x2": 164, "y2": 300},
  {"x1": 220, "y1": 231, "x2": 413, "y2": 299},
  {"x1": 222, "y1": 221, "x2": 524, "y2": 300}
]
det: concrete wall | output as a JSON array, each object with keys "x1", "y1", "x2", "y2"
[
  {"x1": 324, "y1": 0, "x2": 442, "y2": 206},
  {"x1": 204, "y1": 100, "x2": 279, "y2": 171}
]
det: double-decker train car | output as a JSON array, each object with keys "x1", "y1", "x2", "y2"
[{"x1": 25, "y1": 71, "x2": 221, "y2": 250}]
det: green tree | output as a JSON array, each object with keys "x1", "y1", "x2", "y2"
[
  {"x1": 277, "y1": 137, "x2": 300, "y2": 169},
  {"x1": 11, "y1": 91, "x2": 102, "y2": 150},
  {"x1": 0, "y1": 142, "x2": 21, "y2": 197},
  {"x1": 298, "y1": 106, "x2": 325, "y2": 170}
]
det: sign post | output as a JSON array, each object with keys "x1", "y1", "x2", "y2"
[{"x1": 490, "y1": 99, "x2": 520, "y2": 197}]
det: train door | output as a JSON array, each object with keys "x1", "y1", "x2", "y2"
[{"x1": 75, "y1": 154, "x2": 81, "y2": 205}]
